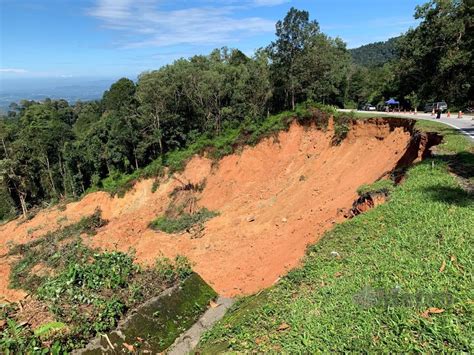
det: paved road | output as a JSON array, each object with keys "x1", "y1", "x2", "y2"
[{"x1": 339, "y1": 109, "x2": 474, "y2": 141}]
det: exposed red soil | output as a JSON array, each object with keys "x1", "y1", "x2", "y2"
[
  {"x1": 1, "y1": 119, "x2": 427, "y2": 300},
  {"x1": 351, "y1": 192, "x2": 388, "y2": 216}
]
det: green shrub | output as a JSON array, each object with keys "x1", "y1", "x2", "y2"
[
  {"x1": 344, "y1": 100, "x2": 358, "y2": 109},
  {"x1": 155, "y1": 255, "x2": 193, "y2": 283},
  {"x1": 0, "y1": 318, "x2": 52, "y2": 353},
  {"x1": 33, "y1": 321, "x2": 67, "y2": 339},
  {"x1": 332, "y1": 114, "x2": 352, "y2": 145},
  {"x1": 0, "y1": 186, "x2": 17, "y2": 222},
  {"x1": 38, "y1": 252, "x2": 138, "y2": 300},
  {"x1": 5, "y1": 211, "x2": 190, "y2": 352},
  {"x1": 174, "y1": 255, "x2": 193, "y2": 280},
  {"x1": 155, "y1": 257, "x2": 176, "y2": 283},
  {"x1": 164, "y1": 148, "x2": 196, "y2": 174},
  {"x1": 150, "y1": 208, "x2": 218, "y2": 234},
  {"x1": 151, "y1": 179, "x2": 160, "y2": 193},
  {"x1": 100, "y1": 170, "x2": 140, "y2": 197}
]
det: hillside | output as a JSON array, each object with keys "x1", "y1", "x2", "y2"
[
  {"x1": 1, "y1": 107, "x2": 473, "y2": 352},
  {"x1": 1, "y1": 116, "x2": 422, "y2": 300},
  {"x1": 1, "y1": 2, "x2": 474, "y2": 352},
  {"x1": 350, "y1": 36, "x2": 401, "y2": 67},
  {"x1": 198, "y1": 118, "x2": 474, "y2": 353}
]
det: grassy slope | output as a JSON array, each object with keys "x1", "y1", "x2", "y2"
[{"x1": 197, "y1": 120, "x2": 474, "y2": 352}]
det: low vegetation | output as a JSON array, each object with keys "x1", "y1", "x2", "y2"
[
  {"x1": 1, "y1": 212, "x2": 194, "y2": 353},
  {"x1": 150, "y1": 208, "x2": 219, "y2": 234},
  {"x1": 197, "y1": 122, "x2": 473, "y2": 352},
  {"x1": 150, "y1": 180, "x2": 219, "y2": 234}
]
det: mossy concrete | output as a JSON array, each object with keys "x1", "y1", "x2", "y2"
[
  {"x1": 168, "y1": 296, "x2": 234, "y2": 354},
  {"x1": 77, "y1": 273, "x2": 216, "y2": 354}
]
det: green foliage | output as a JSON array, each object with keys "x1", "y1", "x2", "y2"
[
  {"x1": 332, "y1": 114, "x2": 351, "y2": 145},
  {"x1": 268, "y1": 8, "x2": 349, "y2": 109},
  {"x1": 350, "y1": 36, "x2": 401, "y2": 67},
  {"x1": 37, "y1": 252, "x2": 138, "y2": 300},
  {"x1": 9, "y1": 210, "x2": 107, "y2": 290},
  {"x1": 33, "y1": 322, "x2": 67, "y2": 339},
  {"x1": 198, "y1": 125, "x2": 474, "y2": 353},
  {"x1": 0, "y1": 318, "x2": 49, "y2": 354},
  {"x1": 404, "y1": 91, "x2": 421, "y2": 110},
  {"x1": 155, "y1": 255, "x2": 193, "y2": 283},
  {"x1": 0, "y1": 184, "x2": 16, "y2": 222},
  {"x1": 150, "y1": 208, "x2": 219, "y2": 234},
  {"x1": 357, "y1": 179, "x2": 395, "y2": 196},
  {"x1": 102, "y1": 78, "x2": 136, "y2": 112},
  {"x1": 396, "y1": 0, "x2": 473, "y2": 108},
  {"x1": 99, "y1": 169, "x2": 141, "y2": 197},
  {"x1": 3, "y1": 211, "x2": 196, "y2": 352}
]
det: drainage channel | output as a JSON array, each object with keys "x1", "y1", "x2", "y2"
[
  {"x1": 167, "y1": 297, "x2": 235, "y2": 354},
  {"x1": 75, "y1": 273, "x2": 232, "y2": 354}
]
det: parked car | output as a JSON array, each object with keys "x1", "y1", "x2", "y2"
[
  {"x1": 424, "y1": 101, "x2": 448, "y2": 113},
  {"x1": 362, "y1": 104, "x2": 376, "y2": 111}
]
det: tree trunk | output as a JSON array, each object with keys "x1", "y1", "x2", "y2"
[
  {"x1": 153, "y1": 110, "x2": 163, "y2": 156},
  {"x1": 58, "y1": 154, "x2": 67, "y2": 197},
  {"x1": 45, "y1": 155, "x2": 58, "y2": 196},
  {"x1": 18, "y1": 191, "x2": 27, "y2": 218},
  {"x1": 77, "y1": 165, "x2": 86, "y2": 194},
  {"x1": 1, "y1": 137, "x2": 8, "y2": 159},
  {"x1": 134, "y1": 148, "x2": 139, "y2": 170}
]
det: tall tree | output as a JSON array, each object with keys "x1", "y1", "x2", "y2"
[
  {"x1": 268, "y1": 7, "x2": 320, "y2": 110},
  {"x1": 397, "y1": 0, "x2": 473, "y2": 107}
]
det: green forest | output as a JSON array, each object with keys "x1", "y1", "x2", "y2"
[
  {"x1": 349, "y1": 36, "x2": 401, "y2": 67},
  {"x1": 1, "y1": 0, "x2": 473, "y2": 220}
]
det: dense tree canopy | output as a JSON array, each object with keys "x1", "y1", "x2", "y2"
[
  {"x1": 396, "y1": 0, "x2": 473, "y2": 107},
  {"x1": 349, "y1": 37, "x2": 401, "y2": 67},
  {"x1": 0, "y1": 1, "x2": 472, "y2": 220}
]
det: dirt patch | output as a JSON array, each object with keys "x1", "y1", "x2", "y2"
[
  {"x1": 1, "y1": 118, "x2": 435, "y2": 299},
  {"x1": 350, "y1": 192, "x2": 388, "y2": 216},
  {"x1": 15, "y1": 298, "x2": 56, "y2": 330}
]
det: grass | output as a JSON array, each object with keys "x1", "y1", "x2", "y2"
[
  {"x1": 413, "y1": 120, "x2": 473, "y2": 155},
  {"x1": 197, "y1": 121, "x2": 473, "y2": 352},
  {"x1": 2, "y1": 212, "x2": 197, "y2": 353},
  {"x1": 86, "y1": 158, "x2": 165, "y2": 197},
  {"x1": 150, "y1": 208, "x2": 219, "y2": 234},
  {"x1": 357, "y1": 179, "x2": 395, "y2": 196}
]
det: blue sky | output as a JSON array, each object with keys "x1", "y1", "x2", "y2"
[{"x1": 0, "y1": 0, "x2": 425, "y2": 82}]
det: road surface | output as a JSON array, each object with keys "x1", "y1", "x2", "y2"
[{"x1": 339, "y1": 110, "x2": 474, "y2": 142}]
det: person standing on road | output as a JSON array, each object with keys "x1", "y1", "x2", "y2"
[{"x1": 436, "y1": 107, "x2": 442, "y2": 119}]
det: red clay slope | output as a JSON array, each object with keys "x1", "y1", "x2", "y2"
[{"x1": 0, "y1": 118, "x2": 422, "y2": 301}]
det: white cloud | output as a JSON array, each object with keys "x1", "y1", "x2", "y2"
[
  {"x1": 0, "y1": 68, "x2": 28, "y2": 74},
  {"x1": 89, "y1": 0, "x2": 136, "y2": 21},
  {"x1": 88, "y1": 0, "x2": 279, "y2": 48},
  {"x1": 252, "y1": 0, "x2": 288, "y2": 6}
]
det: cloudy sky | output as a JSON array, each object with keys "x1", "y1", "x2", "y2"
[{"x1": 0, "y1": 0, "x2": 424, "y2": 81}]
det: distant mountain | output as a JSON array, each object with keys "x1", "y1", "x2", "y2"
[
  {"x1": 349, "y1": 36, "x2": 402, "y2": 67},
  {"x1": 0, "y1": 78, "x2": 117, "y2": 113}
]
